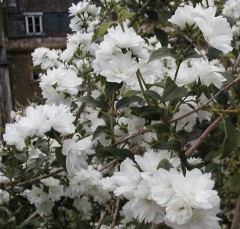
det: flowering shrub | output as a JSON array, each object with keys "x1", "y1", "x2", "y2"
[{"x1": 1, "y1": 0, "x2": 240, "y2": 228}]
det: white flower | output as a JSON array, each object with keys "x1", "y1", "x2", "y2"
[
  {"x1": 122, "y1": 198, "x2": 165, "y2": 224},
  {"x1": 172, "y1": 169, "x2": 220, "y2": 210},
  {"x1": 100, "y1": 51, "x2": 139, "y2": 83},
  {"x1": 134, "y1": 150, "x2": 180, "y2": 174},
  {"x1": 35, "y1": 199, "x2": 54, "y2": 216},
  {"x1": 107, "y1": 24, "x2": 144, "y2": 49},
  {"x1": 166, "y1": 206, "x2": 221, "y2": 229},
  {"x1": 111, "y1": 158, "x2": 141, "y2": 199},
  {"x1": 62, "y1": 136, "x2": 93, "y2": 176},
  {"x1": 45, "y1": 104, "x2": 75, "y2": 134},
  {"x1": 41, "y1": 177, "x2": 60, "y2": 186},
  {"x1": 3, "y1": 123, "x2": 26, "y2": 150},
  {"x1": 168, "y1": 4, "x2": 196, "y2": 29},
  {"x1": 18, "y1": 106, "x2": 51, "y2": 137},
  {"x1": 191, "y1": 58, "x2": 225, "y2": 88},
  {"x1": 73, "y1": 196, "x2": 92, "y2": 220},
  {"x1": 48, "y1": 186, "x2": 64, "y2": 201},
  {"x1": 23, "y1": 185, "x2": 48, "y2": 205},
  {"x1": 0, "y1": 190, "x2": 10, "y2": 205},
  {"x1": 187, "y1": 157, "x2": 203, "y2": 165},
  {"x1": 192, "y1": 5, "x2": 233, "y2": 53},
  {"x1": 148, "y1": 168, "x2": 178, "y2": 207},
  {"x1": 164, "y1": 197, "x2": 193, "y2": 225},
  {"x1": 222, "y1": 0, "x2": 240, "y2": 19}
]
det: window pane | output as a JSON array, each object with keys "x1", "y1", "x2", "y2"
[
  {"x1": 28, "y1": 17, "x2": 33, "y2": 33},
  {"x1": 35, "y1": 16, "x2": 41, "y2": 33}
]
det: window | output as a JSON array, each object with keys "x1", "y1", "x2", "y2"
[{"x1": 24, "y1": 13, "x2": 43, "y2": 35}]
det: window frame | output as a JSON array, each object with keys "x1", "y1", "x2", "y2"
[{"x1": 24, "y1": 12, "x2": 43, "y2": 35}]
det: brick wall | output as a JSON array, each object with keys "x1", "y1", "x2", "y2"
[{"x1": 10, "y1": 52, "x2": 41, "y2": 106}]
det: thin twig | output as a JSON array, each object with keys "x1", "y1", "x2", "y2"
[
  {"x1": 231, "y1": 196, "x2": 240, "y2": 229},
  {"x1": 95, "y1": 211, "x2": 107, "y2": 229},
  {"x1": 185, "y1": 116, "x2": 223, "y2": 157},
  {"x1": 17, "y1": 168, "x2": 64, "y2": 186},
  {"x1": 99, "y1": 159, "x2": 117, "y2": 172},
  {"x1": 111, "y1": 198, "x2": 120, "y2": 229},
  {"x1": 111, "y1": 128, "x2": 152, "y2": 147},
  {"x1": 151, "y1": 224, "x2": 160, "y2": 229},
  {"x1": 168, "y1": 75, "x2": 240, "y2": 124},
  {"x1": 75, "y1": 103, "x2": 86, "y2": 120},
  {"x1": 18, "y1": 211, "x2": 38, "y2": 227}
]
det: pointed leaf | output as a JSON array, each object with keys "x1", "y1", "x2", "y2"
[
  {"x1": 154, "y1": 28, "x2": 168, "y2": 47},
  {"x1": 152, "y1": 140, "x2": 181, "y2": 151},
  {"x1": 185, "y1": 49, "x2": 202, "y2": 59},
  {"x1": 148, "y1": 47, "x2": 177, "y2": 63},
  {"x1": 161, "y1": 77, "x2": 188, "y2": 102},
  {"x1": 143, "y1": 90, "x2": 161, "y2": 100},
  {"x1": 105, "y1": 81, "x2": 123, "y2": 99},
  {"x1": 228, "y1": 173, "x2": 240, "y2": 191},
  {"x1": 157, "y1": 159, "x2": 174, "y2": 170},
  {"x1": 93, "y1": 125, "x2": 110, "y2": 140},
  {"x1": 116, "y1": 96, "x2": 143, "y2": 109},
  {"x1": 93, "y1": 21, "x2": 114, "y2": 41},
  {"x1": 79, "y1": 96, "x2": 109, "y2": 111},
  {"x1": 95, "y1": 147, "x2": 134, "y2": 161},
  {"x1": 55, "y1": 147, "x2": 67, "y2": 172},
  {"x1": 222, "y1": 118, "x2": 237, "y2": 158}
]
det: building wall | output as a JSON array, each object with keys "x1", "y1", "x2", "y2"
[
  {"x1": 3, "y1": 0, "x2": 80, "y2": 107},
  {"x1": 9, "y1": 52, "x2": 41, "y2": 106},
  {"x1": 6, "y1": 12, "x2": 72, "y2": 38}
]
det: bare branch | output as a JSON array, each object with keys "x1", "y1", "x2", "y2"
[
  {"x1": 99, "y1": 159, "x2": 117, "y2": 172},
  {"x1": 111, "y1": 128, "x2": 152, "y2": 147},
  {"x1": 111, "y1": 198, "x2": 120, "y2": 229},
  {"x1": 168, "y1": 75, "x2": 240, "y2": 124},
  {"x1": 17, "y1": 168, "x2": 64, "y2": 186},
  {"x1": 231, "y1": 196, "x2": 240, "y2": 229},
  {"x1": 185, "y1": 116, "x2": 223, "y2": 157},
  {"x1": 95, "y1": 211, "x2": 107, "y2": 229}
]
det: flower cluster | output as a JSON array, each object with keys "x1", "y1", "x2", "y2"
[
  {"x1": 111, "y1": 150, "x2": 221, "y2": 228},
  {"x1": 169, "y1": 3, "x2": 233, "y2": 53}
]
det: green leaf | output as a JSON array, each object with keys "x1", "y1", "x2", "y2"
[
  {"x1": 26, "y1": 156, "x2": 48, "y2": 172},
  {"x1": 222, "y1": 118, "x2": 237, "y2": 158},
  {"x1": 185, "y1": 49, "x2": 202, "y2": 59},
  {"x1": 14, "y1": 153, "x2": 26, "y2": 162},
  {"x1": 154, "y1": 28, "x2": 168, "y2": 47},
  {"x1": 148, "y1": 47, "x2": 177, "y2": 63},
  {"x1": 158, "y1": 10, "x2": 172, "y2": 22},
  {"x1": 34, "y1": 139, "x2": 48, "y2": 149},
  {"x1": 55, "y1": 147, "x2": 67, "y2": 172},
  {"x1": 79, "y1": 96, "x2": 109, "y2": 111},
  {"x1": 130, "y1": 106, "x2": 164, "y2": 120},
  {"x1": 149, "y1": 123, "x2": 170, "y2": 135},
  {"x1": 228, "y1": 173, "x2": 240, "y2": 192},
  {"x1": 105, "y1": 81, "x2": 123, "y2": 99},
  {"x1": 95, "y1": 147, "x2": 134, "y2": 161},
  {"x1": 93, "y1": 125, "x2": 110, "y2": 140},
  {"x1": 123, "y1": 90, "x2": 141, "y2": 97},
  {"x1": 145, "y1": 9, "x2": 158, "y2": 21},
  {"x1": 161, "y1": 77, "x2": 188, "y2": 102},
  {"x1": 208, "y1": 46, "x2": 222, "y2": 61},
  {"x1": 216, "y1": 71, "x2": 234, "y2": 82},
  {"x1": 92, "y1": 21, "x2": 114, "y2": 41},
  {"x1": 116, "y1": 96, "x2": 143, "y2": 109},
  {"x1": 152, "y1": 140, "x2": 181, "y2": 151},
  {"x1": 143, "y1": 90, "x2": 161, "y2": 100},
  {"x1": 136, "y1": 222, "x2": 152, "y2": 229},
  {"x1": 157, "y1": 159, "x2": 174, "y2": 170},
  {"x1": 119, "y1": 9, "x2": 134, "y2": 20}
]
